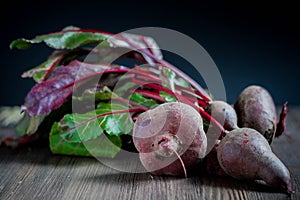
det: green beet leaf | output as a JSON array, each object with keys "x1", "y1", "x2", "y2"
[
  {"x1": 113, "y1": 80, "x2": 137, "y2": 96},
  {"x1": 50, "y1": 122, "x2": 122, "y2": 158},
  {"x1": 175, "y1": 77, "x2": 190, "y2": 88},
  {"x1": 160, "y1": 67, "x2": 176, "y2": 91},
  {"x1": 15, "y1": 113, "x2": 45, "y2": 136},
  {"x1": 159, "y1": 91, "x2": 177, "y2": 102},
  {"x1": 54, "y1": 102, "x2": 133, "y2": 144},
  {"x1": 10, "y1": 28, "x2": 109, "y2": 50},
  {"x1": 129, "y1": 93, "x2": 158, "y2": 108},
  {"x1": 10, "y1": 26, "x2": 163, "y2": 67},
  {"x1": 21, "y1": 49, "x2": 91, "y2": 83},
  {"x1": 49, "y1": 101, "x2": 133, "y2": 157},
  {"x1": 72, "y1": 86, "x2": 118, "y2": 103},
  {"x1": 21, "y1": 56, "x2": 62, "y2": 83},
  {"x1": 96, "y1": 102, "x2": 134, "y2": 136}
]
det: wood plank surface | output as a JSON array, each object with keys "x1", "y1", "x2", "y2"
[{"x1": 1, "y1": 107, "x2": 300, "y2": 200}]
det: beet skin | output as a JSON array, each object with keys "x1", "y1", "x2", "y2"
[
  {"x1": 234, "y1": 85, "x2": 277, "y2": 143},
  {"x1": 217, "y1": 128, "x2": 292, "y2": 194},
  {"x1": 133, "y1": 102, "x2": 207, "y2": 177}
]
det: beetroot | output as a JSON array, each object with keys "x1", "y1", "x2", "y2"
[
  {"x1": 205, "y1": 100, "x2": 239, "y2": 131},
  {"x1": 133, "y1": 102, "x2": 207, "y2": 177},
  {"x1": 234, "y1": 85, "x2": 277, "y2": 143},
  {"x1": 217, "y1": 128, "x2": 292, "y2": 194},
  {"x1": 203, "y1": 140, "x2": 227, "y2": 176}
]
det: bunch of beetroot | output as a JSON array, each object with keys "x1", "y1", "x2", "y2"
[
  {"x1": 3, "y1": 27, "x2": 293, "y2": 195},
  {"x1": 132, "y1": 85, "x2": 292, "y2": 194}
]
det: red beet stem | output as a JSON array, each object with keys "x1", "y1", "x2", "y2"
[
  {"x1": 194, "y1": 90, "x2": 211, "y2": 103},
  {"x1": 183, "y1": 95, "x2": 207, "y2": 108},
  {"x1": 275, "y1": 102, "x2": 288, "y2": 138},
  {"x1": 43, "y1": 54, "x2": 65, "y2": 81},
  {"x1": 134, "y1": 90, "x2": 165, "y2": 102},
  {"x1": 41, "y1": 28, "x2": 211, "y2": 103},
  {"x1": 131, "y1": 78, "x2": 226, "y2": 136},
  {"x1": 118, "y1": 34, "x2": 212, "y2": 102},
  {"x1": 62, "y1": 68, "x2": 160, "y2": 93}
]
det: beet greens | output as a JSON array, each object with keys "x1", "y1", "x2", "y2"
[{"x1": 3, "y1": 26, "x2": 225, "y2": 157}]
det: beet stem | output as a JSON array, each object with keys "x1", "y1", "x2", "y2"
[
  {"x1": 131, "y1": 78, "x2": 226, "y2": 137},
  {"x1": 118, "y1": 34, "x2": 212, "y2": 102},
  {"x1": 45, "y1": 28, "x2": 211, "y2": 103},
  {"x1": 42, "y1": 54, "x2": 65, "y2": 81},
  {"x1": 275, "y1": 102, "x2": 288, "y2": 138},
  {"x1": 133, "y1": 90, "x2": 165, "y2": 102}
]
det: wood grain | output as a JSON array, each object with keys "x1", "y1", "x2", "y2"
[{"x1": 1, "y1": 107, "x2": 300, "y2": 200}]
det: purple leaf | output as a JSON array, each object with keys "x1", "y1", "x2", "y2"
[{"x1": 23, "y1": 60, "x2": 127, "y2": 116}]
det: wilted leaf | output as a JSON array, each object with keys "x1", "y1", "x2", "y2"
[{"x1": 0, "y1": 106, "x2": 23, "y2": 127}]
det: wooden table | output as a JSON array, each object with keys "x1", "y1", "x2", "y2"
[{"x1": 1, "y1": 107, "x2": 299, "y2": 200}]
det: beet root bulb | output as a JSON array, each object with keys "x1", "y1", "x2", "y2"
[
  {"x1": 205, "y1": 100, "x2": 239, "y2": 131},
  {"x1": 133, "y1": 102, "x2": 207, "y2": 177},
  {"x1": 217, "y1": 128, "x2": 292, "y2": 194},
  {"x1": 234, "y1": 85, "x2": 277, "y2": 143}
]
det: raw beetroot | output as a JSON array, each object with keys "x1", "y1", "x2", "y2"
[
  {"x1": 217, "y1": 128, "x2": 292, "y2": 194},
  {"x1": 234, "y1": 85, "x2": 277, "y2": 143},
  {"x1": 203, "y1": 140, "x2": 227, "y2": 176},
  {"x1": 133, "y1": 102, "x2": 207, "y2": 177},
  {"x1": 205, "y1": 100, "x2": 239, "y2": 131}
]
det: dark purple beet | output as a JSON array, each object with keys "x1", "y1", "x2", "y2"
[
  {"x1": 234, "y1": 85, "x2": 277, "y2": 143},
  {"x1": 205, "y1": 100, "x2": 239, "y2": 131},
  {"x1": 217, "y1": 128, "x2": 293, "y2": 194},
  {"x1": 203, "y1": 140, "x2": 227, "y2": 176},
  {"x1": 133, "y1": 102, "x2": 207, "y2": 177}
]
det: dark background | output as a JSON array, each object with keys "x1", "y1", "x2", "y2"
[{"x1": 1, "y1": 0, "x2": 299, "y2": 106}]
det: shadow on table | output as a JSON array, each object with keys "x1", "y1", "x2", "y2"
[
  {"x1": 80, "y1": 170, "x2": 287, "y2": 195},
  {"x1": 190, "y1": 174, "x2": 286, "y2": 194}
]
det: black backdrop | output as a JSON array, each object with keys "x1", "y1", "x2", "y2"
[{"x1": 1, "y1": 0, "x2": 299, "y2": 106}]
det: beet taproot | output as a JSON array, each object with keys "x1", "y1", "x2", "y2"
[
  {"x1": 234, "y1": 85, "x2": 277, "y2": 143},
  {"x1": 203, "y1": 139, "x2": 227, "y2": 176},
  {"x1": 206, "y1": 100, "x2": 239, "y2": 131},
  {"x1": 133, "y1": 102, "x2": 207, "y2": 177},
  {"x1": 217, "y1": 128, "x2": 292, "y2": 194}
]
